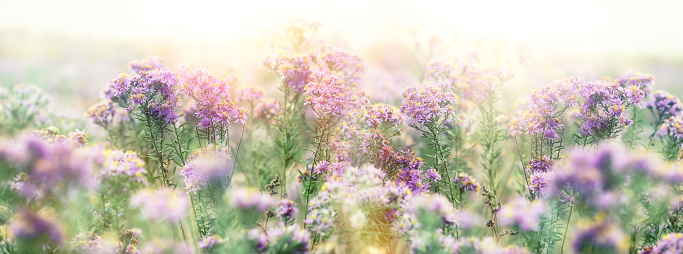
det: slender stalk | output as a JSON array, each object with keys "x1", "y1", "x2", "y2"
[{"x1": 560, "y1": 205, "x2": 574, "y2": 254}]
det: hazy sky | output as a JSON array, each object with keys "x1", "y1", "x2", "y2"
[{"x1": 2, "y1": 0, "x2": 683, "y2": 57}]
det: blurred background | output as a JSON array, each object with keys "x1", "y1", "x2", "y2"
[{"x1": 2, "y1": 0, "x2": 683, "y2": 119}]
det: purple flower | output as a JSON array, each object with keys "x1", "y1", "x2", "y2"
[
  {"x1": 198, "y1": 235, "x2": 224, "y2": 249},
  {"x1": 404, "y1": 194, "x2": 457, "y2": 228},
  {"x1": 401, "y1": 82, "x2": 457, "y2": 125},
  {"x1": 497, "y1": 197, "x2": 547, "y2": 231},
  {"x1": 263, "y1": 54, "x2": 313, "y2": 94},
  {"x1": 425, "y1": 168, "x2": 441, "y2": 182},
  {"x1": 656, "y1": 116, "x2": 683, "y2": 141},
  {"x1": 253, "y1": 99, "x2": 282, "y2": 125},
  {"x1": 310, "y1": 44, "x2": 364, "y2": 86},
  {"x1": 645, "y1": 233, "x2": 683, "y2": 254},
  {"x1": 247, "y1": 228, "x2": 268, "y2": 253},
  {"x1": 128, "y1": 56, "x2": 164, "y2": 74},
  {"x1": 528, "y1": 172, "x2": 549, "y2": 195},
  {"x1": 364, "y1": 103, "x2": 404, "y2": 129},
  {"x1": 180, "y1": 145, "x2": 231, "y2": 194},
  {"x1": 178, "y1": 65, "x2": 246, "y2": 128},
  {"x1": 230, "y1": 188, "x2": 276, "y2": 212},
  {"x1": 572, "y1": 218, "x2": 626, "y2": 253},
  {"x1": 646, "y1": 90, "x2": 683, "y2": 119},
  {"x1": 99, "y1": 149, "x2": 147, "y2": 184},
  {"x1": 10, "y1": 209, "x2": 64, "y2": 244},
  {"x1": 236, "y1": 86, "x2": 265, "y2": 104},
  {"x1": 304, "y1": 70, "x2": 365, "y2": 119},
  {"x1": 453, "y1": 173, "x2": 480, "y2": 192},
  {"x1": 617, "y1": 69, "x2": 654, "y2": 96},
  {"x1": 527, "y1": 156, "x2": 554, "y2": 174},
  {"x1": 129, "y1": 188, "x2": 190, "y2": 224},
  {"x1": 85, "y1": 100, "x2": 116, "y2": 128},
  {"x1": 266, "y1": 223, "x2": 311, "y2": 254},
  {"x1": 276, "y1": 199, "x2": 298, "y2": 221},
  {"x1": 6, "y1": 137, "x2": 96, "y2": 199}
]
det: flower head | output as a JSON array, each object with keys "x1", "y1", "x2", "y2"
[
  {"x1": 401, "y1": 82, "x2": 457, "y2": 124},
  {"x1": 128, "y1": 56, "x2": 164, "y2": 74},
  {"x1": 130, "y1": 188, "x2": 190, "y2": 224}
]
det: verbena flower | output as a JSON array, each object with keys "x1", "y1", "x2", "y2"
[
  {"x1": 180, "y1": 145, "x2": 231, "y2": 194},
  {"x1": 401, "y1": 81, "x2": 457, "y2": 125},
  {"x1": 129, "y1": 188, "x2": 190, "y2": 224},
  {"x1": 128, "y1": 56, "x2": 164, "y2": 74},
  {"x1": 497, "y1": 197, "x2": 547, "y2": 231}
]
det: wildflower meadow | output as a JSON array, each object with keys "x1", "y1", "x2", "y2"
[{"x1": 2, "y1": 15, "x2": 683, "y2": 254}]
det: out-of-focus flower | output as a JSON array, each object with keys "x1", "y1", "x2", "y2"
[
  {"x1": 572, "y1": 217, "x2": 626, "y2": 253},
  {"x1": 5, "y1": 136, "x2": 96, "y2": 199},
  {"x1": 128, "y1": 56, "x2": 164, "y2": 74},
  {"x1": 253, "y1": 99, "x2": 282, "y2": 125},
  {"x1": 403, "y1": 194, "x2": 456, "y2": 229},
  {"x1": 68, "y1": 130, "x2": 88, "y2": 147},
  {"x1": 263, "y1": 54, "x2": 314, "y2": 94},
  {"x1": 198, "y1": 235, "x2": 224, "y2": 250},
  {"x1": 453, "y1": 173, "x2": 480, "y2": 192},
  {"x1": 229, "y1": 188, "x2": 276, "y2": 212},
  {"x1": 139, "y1": 238, "x2": 194, "y2": 254},
  {"x1": 10, "y1": 209, "x2": 64, "y2": 244},
  {"x1": 236, "y1": 86, "x2": 265, "y2": 104},
  {"x1": 266, "y1": 222, "x2": 312, "y2": 254},
  {"x1": 180, "y1": 145, "x2": 231, "y2": 194},
  {"x1": 276, "y1": 199, "x2": 298, "y2": 222},
  {"x1": 129, "y1": 188, "x2": 190, "y2": 224},
  {"x1": 85, "y1": 100, "x2": 116, "y2": 128},
  {"x1": 363, "y1": 103, "x2": 404, "y2": 130},
  {"x1": 70, "y1": 232, "x2": 120, "y2": 254},
  {"x1": 247, "y1": 228, "x2": 268, "y2": 253},
  {"x1": 498, "y1": 197, "x2": 547, "y2": 231},
  {"x1": 309, "y1": 44, "x2": 364, "y2": 86}
]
